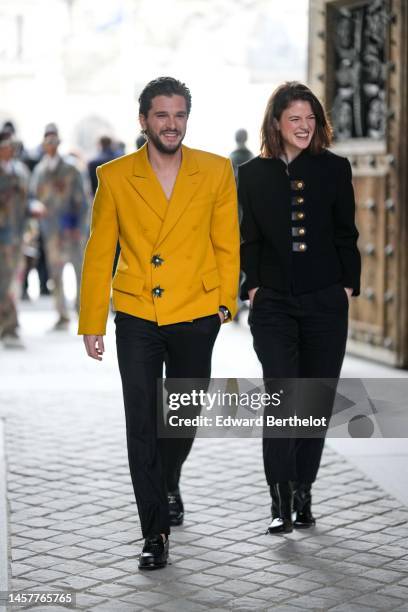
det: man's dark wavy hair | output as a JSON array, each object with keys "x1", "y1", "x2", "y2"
[{"x1": 139, "y1": 77, "x2": 192, "y2": 117}]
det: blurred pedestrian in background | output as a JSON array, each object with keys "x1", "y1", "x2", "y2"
[
  {"x1": 21, "y1": 217, "x2": 50, "y2": 300},
  {"x1": 136, "y1": 133, "x2": 147, "y2": 150},
  {"x1": 87, "y1": 136, "x2": 119, "y2": 196},
  {"x1": 30, "y1": 124, "x2": 88, "y2": 330},
  {"x1": 88, "y1": 136, "x2": 123, "y2": 276},
  {"x1": 229, "y1": 128, "x2": 253, "y2": 184},
  {"x1": 115, "y1": 141, "x2": 126, "y2": 157},
  {"x1": 19, "y1": 122, "x2": 50, "y2": 300},
  {"x1": 0, "y1": 130, "x2": 30, "y2": 348},
  {"x1": 230, "y1": 129, "x2": 253, "y2": 324},
  {"x1": 1, "y1": 120, "x2": 31, "y2": 171}
]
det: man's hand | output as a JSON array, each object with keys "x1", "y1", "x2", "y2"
[
  {"x1": 345, "y1": 287, "x2": 353, "y2": 299},
  {"x1": 248, "y1": 287, "x2": 259, "y2": 306},
  {"x1": 29, "y1": 199, "x2": 47, "y2": 218},
  {"x1": 83, "y1": 335, "x2": 105, "y2": 361}
]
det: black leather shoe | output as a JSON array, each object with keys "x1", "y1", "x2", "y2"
[
  {"x1": 138, "y1": 535, "x2": 169, "y2": 570},
  {"x1": 267, "y1": 482, "x2": 293, "y2": 534},
  {"x1": 168, "y1": 491, "x2": 184, "y2": 526},
  {"x1": 293, "y1": 482, "x2": 316, "y2": 528}
]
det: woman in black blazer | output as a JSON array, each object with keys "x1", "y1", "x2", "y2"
[{"x1": 239, "y1": 82, "x2": 360, "y2": 534}]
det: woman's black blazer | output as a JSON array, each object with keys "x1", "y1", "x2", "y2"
[{"x1": 238, "y1": 149, "x2": 361, "y2": 299}]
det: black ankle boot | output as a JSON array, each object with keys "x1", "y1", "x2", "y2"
[
  {"x1": 267, "y1": 482, "x2": 293, "y2": 534},
  {"x1": 267, "y1": 484, "x2": 283, "y2": 532},
  {"x1": 138, "y1": 535, "x2": 169, "y2": 570},
  {"x1": 293, "y1": 482, "x2": 315, "y2": 528}
]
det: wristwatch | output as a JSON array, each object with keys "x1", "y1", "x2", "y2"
[{"x1": 219, "y1": 305, "x2": 231, "y2": 322}]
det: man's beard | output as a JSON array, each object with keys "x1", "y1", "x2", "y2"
[{"x1": 145, "y1": 128, "x2": 184, "y2": 155}]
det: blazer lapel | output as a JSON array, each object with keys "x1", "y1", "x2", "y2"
[
  {"x1": 155, "y1": 145, "x2": 202, "y2": 248},
  {"x1": 126, "y1": 144, "x2": 167, "y2": 220}
]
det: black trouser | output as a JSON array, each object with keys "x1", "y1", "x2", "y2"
[
  {"x1": 115, "y1": 312, "x2": 221, "y2": 538},
  {"x1": 22, "y1": 231, "x2": 50, "y2": 297},
  {"x1": 249, "y1": 283, "x2": 348, "y2": 485}
]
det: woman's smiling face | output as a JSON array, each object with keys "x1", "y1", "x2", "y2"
[{"x1": 276, "y1": 99, "x2": 316, "y2": 156}]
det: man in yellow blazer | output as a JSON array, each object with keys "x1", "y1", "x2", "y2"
[{"x1": 78, "y1": 77, "x2": 239, "y2": 569}]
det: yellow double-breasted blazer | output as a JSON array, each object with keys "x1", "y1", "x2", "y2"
[{"x1": 78, "y1": 144, "x2": 240, "y2": 334}]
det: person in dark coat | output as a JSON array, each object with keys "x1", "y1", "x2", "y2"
[
  {"x1": 239, "y1": 81, "x2": 361, "y2": 534},
  {"x1": 136, "y1": 133, "x2": 147, "y2": 150},
  {"x1": 87, "y1": 136, "x2": 118, "y2": 196},
  {"x1": 230, "y1": 129, "x2": 253, "y2": 182},
  {"x1": 230, "y1": 129, "x2": 253, "y2": 323}
]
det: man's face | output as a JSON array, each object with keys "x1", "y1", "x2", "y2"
[
  {"x1": 139, "y1": 94, "x2": 188, "y2": 155},
  {"x1": 43, "y1": 135, "x2": 59, "y2": 157}
]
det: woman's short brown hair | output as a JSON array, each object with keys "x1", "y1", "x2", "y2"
[{"x1": 260, "y1": 81, "x2": 333, "y2": 158}]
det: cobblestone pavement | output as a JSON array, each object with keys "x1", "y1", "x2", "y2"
[{"x1": 1, "y1": 301, "x2": 408, "y2": 611}]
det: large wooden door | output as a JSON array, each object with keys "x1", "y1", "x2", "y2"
[{"x1": 308, "y1": 0, "x2": 408, "y2": 366}]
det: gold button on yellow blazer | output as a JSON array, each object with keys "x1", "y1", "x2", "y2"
[{"x1": 77, "y1": 144, "x2": 240, "y2": 335}]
